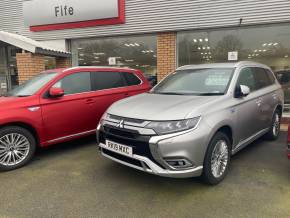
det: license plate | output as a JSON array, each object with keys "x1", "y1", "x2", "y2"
[{"x1": 104, "y1": 140, "x2": 133, "y2": 157}]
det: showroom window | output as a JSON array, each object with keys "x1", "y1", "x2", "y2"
[
  {"x1": 178, "y1": 24, "x2": 290, "y2": 114},
  {"x1": 71, "y1": 35, "x2": 157, "y2": 80},
  {"x1": 44, "y1": 56, "x2": 56, "y2": 70}
]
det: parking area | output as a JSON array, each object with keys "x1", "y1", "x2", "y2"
[{"x1": 0, "y1": 133, "x2": 289, "y2": 218}]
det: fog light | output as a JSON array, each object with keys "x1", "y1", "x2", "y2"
[{"x1": 165, "y1": 158, "x2": 193, "y2": 169}]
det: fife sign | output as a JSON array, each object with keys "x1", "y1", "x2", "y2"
[{"x1": 23, "y1": 0, "x2": 125, "y2": 32}]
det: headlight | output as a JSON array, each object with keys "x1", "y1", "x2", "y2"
[{"x1": 146, "y1": 117, "x2": 201, "y2": 135}]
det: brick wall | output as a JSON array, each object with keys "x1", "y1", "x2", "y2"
[
  {"x1": 56, "y1": 57, "x2": 71, "y2": 68},
  {"x1": 16, "y1": 53, "x2": 45, "y2": 84},
  {"x1": 157, "y1": 32, "x2": 177, "y2": 82}
]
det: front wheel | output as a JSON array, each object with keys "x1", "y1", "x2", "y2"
[
  {"x1": 0, "y1": 126, "x2": 36, "y2": 171},
  {"x1": 202, "y1": 132, "x2": 231, "y2": 185},
  {"x1": 265, "y1": 110, "x2": 281, "y2": 141}
]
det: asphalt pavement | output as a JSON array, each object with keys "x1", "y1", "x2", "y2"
[{"x1": 0, "y1": 133, "x2": 289, "y2": 218}]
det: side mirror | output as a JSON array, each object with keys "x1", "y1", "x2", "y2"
[
  {"x1": 235, "y1": 85, "x2": 250, "y2": 98},
  {"x1": 49, "y1": 87, "x2": 64, "y2": 98}
]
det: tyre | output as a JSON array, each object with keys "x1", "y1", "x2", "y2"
[
  {"x1": 202, "y1": 132, "x2": 231, "y2": 185},
  {"x1": 0, "y1": 126, "x2": 36, "y2": 171},
  {"x1": 265, "y1": 110, "x2": 281, "y2": 141}
]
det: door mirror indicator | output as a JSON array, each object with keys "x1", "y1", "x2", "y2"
[
  {"x1": 235, "y1": 85, "x2": 250, "y2": 98},
  {"x1": 49, "y1": 87, "x2": 64, "y2": 98}
]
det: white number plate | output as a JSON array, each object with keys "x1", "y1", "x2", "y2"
[{"x1": 104, "y1": 140, "x2": 133, "y2": 157}]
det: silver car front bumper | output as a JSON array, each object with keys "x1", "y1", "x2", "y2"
[
  {"x1": 98, "y1": 125, "x2": 213, "y2": 178},
  {"x1": 99, "y1": 142, "x2": 203, "y2": 178}
]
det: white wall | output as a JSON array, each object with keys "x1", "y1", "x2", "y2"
[
  {"x1": 1, "y1": 0, "x2": 290, "y2": 41},
  {"x1": 40, "y1": 40, "x2": 67, "y2": 52}
]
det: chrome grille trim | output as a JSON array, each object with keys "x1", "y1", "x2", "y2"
[
  {"x1": 102, "y1": 120, "x2": 156, "y2": 135},
  {"x1": 107, "y1": 114, "x2": 151, "y2": 127}
]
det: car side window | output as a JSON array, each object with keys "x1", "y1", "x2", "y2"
[
  {"x1": 265, "y1": 69, "x2": 276, "y2": 84},
  {"x1": 53, "y1": 72, "x2": 91, "y2": 95},
  {"x1": 122, "y1": 72, "x2": 142, "y2": 86},
  {"x1": 91, "y1": 72, "x2": 126, "y2": 91},
  {"x1": 236, "y1": 68, "x2": 257, "y2": 92},
  {"x1": 253, "y1": 67, "x2": 272, "y2": 89}
]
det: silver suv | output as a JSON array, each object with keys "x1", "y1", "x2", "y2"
[{"x1": 97, "y1": 62, "x2": 283, "y2": 185}]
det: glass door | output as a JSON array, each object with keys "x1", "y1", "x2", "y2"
[
  {"x1": 7, "y1": 46, "x2": 21, "y2": 90},
  {"x1": 0, "y1": 46, "x2": 8, "y2": 95}
]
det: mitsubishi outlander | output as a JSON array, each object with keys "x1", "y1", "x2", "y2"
[
  {"x1": 97, "y1": 62, "x2": 283, "y2": 185},
  {"x1": 0, "y1": 67, "x2": 150, "y2": 171}
]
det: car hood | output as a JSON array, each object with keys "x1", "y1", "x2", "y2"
[
  {"x1": 107, "y1": 93, "x2": 222, "y2": 121},
  {"x1": 0, "y1": 96, "x2": 37, "y2": 111}
]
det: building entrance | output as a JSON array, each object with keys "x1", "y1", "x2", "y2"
[{"x1": 0, "y1": 43, "x2": 20, "y2": 95}]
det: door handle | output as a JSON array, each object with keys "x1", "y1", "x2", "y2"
[
  {"x1": 85, "y1": 98, "x2": 95, "y2": 104},
  {"x1": 124, "y1": 93, "x2": 129, "y2": 97}
]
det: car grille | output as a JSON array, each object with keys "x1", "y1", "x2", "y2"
[
  {"x1": 99, "y1": 124, "x2": 164, "y2": 168},
  {"x1": 108, "y1": 114, "x2": 146, "y2": 124},
  {"x1": 103, "y1": 126, "x2": 138, "y2": 139}
]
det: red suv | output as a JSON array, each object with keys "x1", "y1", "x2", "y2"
[{"x1": 0, "y1": 67, "x2": 151, "y2": 171}]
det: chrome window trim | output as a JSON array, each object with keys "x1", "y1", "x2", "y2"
[
  {"x1": 60, "y1": 85, "x2": 132, "y2": 97},
  {"x1": 51, "y1": 71, "x2": 144, "y2": 97}
]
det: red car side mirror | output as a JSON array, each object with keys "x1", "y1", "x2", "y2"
[{"x1": 49, "y1": 87, "x2": 64, "y2": 98}]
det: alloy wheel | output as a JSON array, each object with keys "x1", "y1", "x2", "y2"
[
  {"x1": 272, "y1": 113, "x2": 280, "y2": 137},
  {"x1": 210, "y1": 140, "x2": 229, "y2": 178},
  {"x1": 0, "y1": 133, "x2": 30, "y2": 166}
]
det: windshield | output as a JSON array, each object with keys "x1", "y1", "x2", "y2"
[
  {"x1": 7, "y1": 72, "x2": 58, "y2": 97},
  {"x1": 152, "y1": 68, "x2": 234, "y2": 95}
]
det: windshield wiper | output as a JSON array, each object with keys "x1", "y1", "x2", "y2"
[
  {"x1": 196, "y1": 93, "x2": 224, "y2": 96},
  {"x1": 16, "y1": 95, "x2": 31, "y2": 97},
  {"x1": 153, "y1": 92, "x2": 187, "y2": 95},
  {"x1": 152, "y1": 91, "x2": 224, "y2": 96}
]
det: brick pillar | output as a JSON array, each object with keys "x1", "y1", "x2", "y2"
[
  {"x1": 56, "y1": 57, "x2": 71, "y2": 68},
  {"x1": 157, "y1": 32, "x2": 177, "y2": 82},
  {"x1": 16, "y1": 53, "x2": 45, "y2": 84}
]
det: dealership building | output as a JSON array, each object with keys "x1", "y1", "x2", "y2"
[{"x1": 1, "y1": 0, "x2": 290, "y2": 114}]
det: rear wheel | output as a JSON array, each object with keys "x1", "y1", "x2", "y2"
[
  {"x1": 202, "y1": 132, "x2": 231, "y2": 185},
  {"x1": 0, "y1": 126, "x2": 36, "y2": 171},
  {"x1": 265, "y1": 110, "x2": 281, "y2": 141}
]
